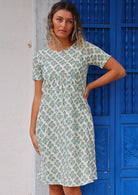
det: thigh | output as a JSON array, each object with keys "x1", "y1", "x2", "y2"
[
  {"x1": 62, "y1": 186, "x2": 81, "y2": 194},
  {"x1": 49, "y1": 184, "x2": 63, "y2": 191}
]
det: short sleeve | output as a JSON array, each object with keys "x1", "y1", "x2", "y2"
[
  {"x1": 84, "y1": 41, "x2": 111, "y2": 69},
  {"x1": 32, "y1": 51, "x2": 44, "y2": 80}
]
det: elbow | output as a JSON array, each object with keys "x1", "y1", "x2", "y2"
[
  {"x1": 116, "y1": 66, "x2": 126, "y2": 79},
  {"x1": 120, "y1": 68, "x2": 126, "y2": 78}
]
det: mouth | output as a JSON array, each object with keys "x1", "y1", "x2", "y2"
[{"x1": 59, "y1": 30, "x2": 67, "y2": 33}]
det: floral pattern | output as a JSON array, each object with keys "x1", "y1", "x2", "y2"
[{"x1": 32, "y1": 41, "x2": 111, "y2": 187}]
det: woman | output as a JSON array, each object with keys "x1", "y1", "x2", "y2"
[{"x1": 30, "y1": 1, "x2": 126, "y2": 195}]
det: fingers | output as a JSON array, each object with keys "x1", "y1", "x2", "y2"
[
  {"x1": 83, "y1": 94, "x2": 88, "y2": 99},
  {"x1": 84, "y1": 94, "x2": 88, "y2": 99},
  {"x1": 83, "y1": 90, "x2": 89, "y2": 99},
  {"x1": 84, "y1": 85, "x2": 91, "y2": 99},
  {"x1": 36, "y1": 149, "x2": 40, "y2": 155},
  {"x1": 31, "y1": 135, "x2": 41, "y2": 155},
  {"x1": 34, "y1": 143, "x2": 40, "y2": 155},
  {"x1": 34, "y1": 140, "x2": 40, "y2": 155}
]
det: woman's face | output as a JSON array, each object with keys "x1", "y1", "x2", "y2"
[{"x1": 52, "y1": 9, "x2": 74, "y2": 41}]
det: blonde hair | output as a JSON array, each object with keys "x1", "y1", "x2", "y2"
[{"x1": 46, "y1": 1, "x2": 85, "y2": 48}]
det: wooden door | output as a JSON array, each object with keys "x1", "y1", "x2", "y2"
[{"x1": 62, "y1": 0, "x2": 138, "y2": 194}]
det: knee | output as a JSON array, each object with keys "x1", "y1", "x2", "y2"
[
  {"x1": 49, "y1": 184, "x2": 63, "y2": 192},
  {"x1": 63, "y1": 186, "x2": 81, "y2": 195}
]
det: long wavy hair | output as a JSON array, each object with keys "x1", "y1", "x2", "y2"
[{"x1": 46, "y1": 1, "x2": 85, "y2": 48}]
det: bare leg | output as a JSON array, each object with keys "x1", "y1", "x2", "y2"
[
  {"x1": 62, "y1": 186, "x2": 82, "y2": 195},
  {"x1": 49, "y1": 184, "x2": 65, "y2": 195}
]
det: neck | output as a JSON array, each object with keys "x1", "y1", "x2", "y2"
[
  {"x1": 57, "y1": 38, "x2": 73, "y2": 49},
  {"x1": 49, "y1": 38, "x2": 74, "y2": 51}
]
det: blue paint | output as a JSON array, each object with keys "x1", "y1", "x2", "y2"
[{"x1": 61, "y1": 0, "x2": 138, "y2": 194}]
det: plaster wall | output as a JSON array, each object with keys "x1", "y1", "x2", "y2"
[{"x1": 0, "y1": 0, "x2": 35, "y2": 194}]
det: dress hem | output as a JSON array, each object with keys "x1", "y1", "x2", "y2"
[{"x1": 36, "y1": 176, "x2": 98, "y2": 187}]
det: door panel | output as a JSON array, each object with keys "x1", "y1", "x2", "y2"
[
  {"x1": 116, "y1": 0, "x2": 138, "y2": 194},
  {"x1": 62, "y1": 0, "x2": 138, "y2": 194}
]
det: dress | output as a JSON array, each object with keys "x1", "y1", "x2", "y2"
[{"x1": 32, "y1": 41, "x2": 111, "y2": 187}]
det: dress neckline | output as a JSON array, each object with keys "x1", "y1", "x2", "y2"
[{"x1": 47, "y1": 42, "x2": 76, "y2": 52}]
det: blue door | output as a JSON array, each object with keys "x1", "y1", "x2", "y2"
[{"x1": 62, "y1": 0, "x2": 138, "y2": 194}]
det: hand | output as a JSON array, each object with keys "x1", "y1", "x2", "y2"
[
  {"x1": 30, "y1": 134, "x2": 40, "y2": 155},
  {"x1": 83, "y1": 84, "x2": 91, "y2": 99}
]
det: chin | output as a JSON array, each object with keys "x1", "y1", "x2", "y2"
[
  {"x1": 57, "y1": 35, "x2": 69, "y2": 40},
  {"x1": 56, "y1": 33, "x2": 70, "y2": 39}
]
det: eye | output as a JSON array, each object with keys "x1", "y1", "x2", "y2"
[
  {"x1": 67, "y1": 20, "x2": 73, "y2": 24},
  {"x1": 57, "y1": 18, "x2": 62, "y2": 22}
]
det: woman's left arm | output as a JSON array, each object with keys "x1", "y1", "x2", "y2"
[{"x1": 84, "y1": 57, "x2": 126, "y2": 99}]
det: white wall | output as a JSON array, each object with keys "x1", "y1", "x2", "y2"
[{"x1": 0, "y1": 0, "x2": 35, "y2": 194}]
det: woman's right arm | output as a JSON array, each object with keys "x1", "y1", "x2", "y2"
[{"x1": 30, "y1": 80, "x2": 43, "y2": 155}]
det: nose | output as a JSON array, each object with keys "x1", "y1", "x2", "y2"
[{"x1": 61, "y1": 20, "x2": 66, "y2": 28}]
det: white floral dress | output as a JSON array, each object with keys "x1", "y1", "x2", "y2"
[{"x1": 32, "y1": 41, "x2": 111, "y2": 187}]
